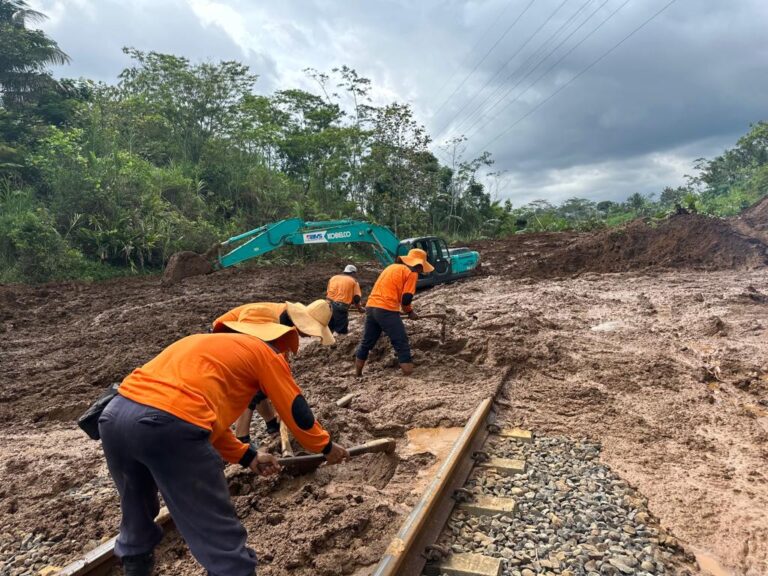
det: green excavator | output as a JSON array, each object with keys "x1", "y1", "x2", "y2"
[{"x1": 163, "y1": 218, "x2": 480, "y2": 288}]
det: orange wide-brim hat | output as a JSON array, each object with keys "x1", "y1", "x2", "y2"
[
  {"x1": 398, "y1": 248, "x2": 434, "y2": 273},
  {"x1": 285, "y1": 299, "x2": 335, "y2": 345},
  {"x1": 223, "y1": 304, "x2": 299, "y2": 354}
]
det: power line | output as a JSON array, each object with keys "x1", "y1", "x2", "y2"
[
  {"x1": 434, "y1": 0, "x2": 570, "y2": 141},
  {"x1": 477, "y1": 0, "x2": 680, "y2": 154},
  {"x1": 429, "y1": 0, "x2": 538, "y2": 123},
  {"x1": 452, "y1": 0, "x2": 598, "y2": 139},
  {"x1": 463, "y1": 0, "x2": 616, "y2": 141},
  {"x1": 430, "y1": 0, "x2": 520, "y2": 105}
]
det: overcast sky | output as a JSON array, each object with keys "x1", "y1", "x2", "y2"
[{"x1": 30, "y1": 0, "x2": 768, "y2": 206}]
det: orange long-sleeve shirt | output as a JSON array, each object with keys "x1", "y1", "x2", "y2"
[
  {"x1": 118, "y1": 333, "x2": 330, "y2": 463},
  {"x1": 326, "y1": 274, "x2": 362, "y2": 305},
  {"x1": 366, "y1": 263, "x2": 418, "y2": 313}
]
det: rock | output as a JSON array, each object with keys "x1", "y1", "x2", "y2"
[
  {"x1": 521, "y1": 569, "x2": 535, "y2": 576},
  {"x1": 608, "y1": 557, "x2": 635, "y2": 574}
]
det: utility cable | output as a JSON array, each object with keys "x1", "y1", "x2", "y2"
[
  {"x1": 430, "y1": 0, "x2": 538, "y2": 123},
  {"x1": 435, "y1": 0, "x2": 569, "y2": 141},
  {"x1": 452, "y1": 0, "x2": 598, "y2": 138},
  {"x1": 478, "y1": 0, "x2": 680, "y2": 153},
  {"x1": 462, "y1": 0, "x2": 614, "y2": 141},
  {"x1": 430, "y1": 0, "x2": 520, "y2": 105}
]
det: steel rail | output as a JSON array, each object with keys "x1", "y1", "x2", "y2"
[
  {"x1": 372, "y1": 397, "x2": 496, "y2": 576},
  {"x1": 57, "y1": 398, "x2": 497, "y2": 575},
  {"x1": 57, "y1": 509, "x2": 171, "y2": 576}
]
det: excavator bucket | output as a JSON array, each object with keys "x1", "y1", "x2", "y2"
[{"x1": 161, "y1": 244, "x2": 220, "y2": 285}]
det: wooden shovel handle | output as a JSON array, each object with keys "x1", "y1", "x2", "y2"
[{"x1": 277, "y1": 438, "x2": 396, "y2": 467}]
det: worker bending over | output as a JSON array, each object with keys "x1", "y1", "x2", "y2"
[
  {"x1": 98, "y1": 314, "x2": 347, "y2": 576},
  {"x1": 326, "y1": 264, "x2": 365, "y2": 334},
  {"x1": 354, "y1": 248, "x2": 433, "y2": 377},
  {"x1": 211, "y1": 300, "x2": 334, "y2": 444}
]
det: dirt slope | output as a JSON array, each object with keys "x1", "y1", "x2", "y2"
[{"x1": 2, "y1": 218, "x2": 768, "y2": 575}]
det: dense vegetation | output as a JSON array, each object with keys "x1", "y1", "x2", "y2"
[{"x1": 1, "y1": 0, "x2": 766, "y2": 282}]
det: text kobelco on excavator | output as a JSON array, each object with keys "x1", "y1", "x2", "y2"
[{"x1": 302, "y1": 230, "x2": 353, "y2": 243}]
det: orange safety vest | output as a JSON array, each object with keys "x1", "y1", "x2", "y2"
[
  {"x1": 326, "y1": 274, "x2": 362, "y2": 305},
  {"x1": 118, "y1": 333, "x2": 330, "y2": 463},
  {"x1": 366, "y1": 264, "x2": 417, "y2": 313}
]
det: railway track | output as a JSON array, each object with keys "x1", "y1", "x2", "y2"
[
  {"x1": 372, "y1": 397, "x2": 530, "y2": 576},
  {"x1": 54, "y1": 397, "x2": 523, "y2": 576}
]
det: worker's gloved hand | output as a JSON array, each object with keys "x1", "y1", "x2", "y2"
[
  {"x1": 407, "y1": 311, "x2": 419, "y2": 321},
  {"x1": 324, "y1": 443, "x2": 349, "y2": 465},
  {"x1": 250, "y1": 451, "x2": 281, "y2": 477}
]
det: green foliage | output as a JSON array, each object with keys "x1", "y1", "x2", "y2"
[
  {"x1": 0, "y1": 182, "x2": 84, "y2": 282},
  {"x1": 0, "y1": 0, "x2": 69, "y2": 106},
  {"x1": 0, "y1": 0, "x2": 766, "y2": 283}
]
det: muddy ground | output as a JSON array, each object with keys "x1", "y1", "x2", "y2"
[{"x1": 1, "y1": 212, "x2": 768, "y2": 576}]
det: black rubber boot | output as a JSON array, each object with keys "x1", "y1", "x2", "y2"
[{"x1": 122, "y1": 552, "x2": 154, "y2": 576}]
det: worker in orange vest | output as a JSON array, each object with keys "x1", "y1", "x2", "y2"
[
  {"x1": 354, "y1": 248, "x2": 433, "y2": 377},
  {"x1": 326, "y1": 264, "x2": 366, "y2": 334},
  {"x1": 98, "y1": 311, "x2": 348, "y2": 576},
  {"x1": 210, "y1": 300, "x2": 333, "y2": 445}
]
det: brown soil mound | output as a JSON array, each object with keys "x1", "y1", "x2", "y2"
[
  {"x1": 530, "y1": 214, "x2": 768, "y2": 277},
  {"x1": 161, "y1": 250, "x2": 214, "y2": 284},
  {"x1": 740, "y1": 195, "x2": 768, "y2": 230},
  {"x1": 4, "y1": 239, "x2": 768, "y2": 574},
  {"x1": 468, "y1": 232, "x2": 579, "y2": 277}
]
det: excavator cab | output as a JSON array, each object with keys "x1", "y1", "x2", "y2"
[
  {"x1": 397, "y1": 236, "x2": 477, "y2": 288},
  {"x1": 413, "y1": 237, "x2": 451, "y2": 288}
]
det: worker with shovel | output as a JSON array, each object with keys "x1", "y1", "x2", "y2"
[
  {"x1": 211, "y1": 300, "x2": 334, "y2": 445},
  {"x1": 326, "y1": 264, "x2": 366, "y2": 334},
  {"x1": 354, "y1": 248, "x2": 433, "y2": 377},
  {"x1": 98, "y1": 312, "x2": 348, "y2": 576}
]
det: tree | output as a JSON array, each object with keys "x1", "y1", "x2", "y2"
[
  {"x1": 559, "y1": 198, "x2": 597, "y2": 221},
  {"x1": 0, "y1": 0, "x2": 69, "y2": 106},
  {"x1": 596, "y1": 200, "x2": 616, "y2": 214},
  {"x1": 659, "y1": 186, "x2": 688, "y2": 208},
  {"x1": 117, "y1": 48, "x2": 258, "y2": 165},
  {"x1": 626, "y1": 192, "x2": 648, "y2": 214}
]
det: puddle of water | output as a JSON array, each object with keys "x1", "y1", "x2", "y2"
[
  {"x1": 694, "y1": 549, "x2": 735, "y2": 576},
  {"x1": 590, "y1": 320, "x2": 625, "y2": 332},
  {"x1": 402, "y1": 427, "x2": 463, "y2": 457},
  {"x1": 402, "y1": 427, "x2": 463, "y2": 493}
]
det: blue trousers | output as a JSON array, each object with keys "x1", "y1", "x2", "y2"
[
  {"x1": 355, "y1": 307, "x2": 412, "y2": 364},
  {"x1": 328, "y1": 301, "x2": 350, "y2": 334},
  {"x1": 98, "y1": 395, "x2": 257, "y2": 576}
]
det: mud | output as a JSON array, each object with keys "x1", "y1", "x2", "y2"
[
  {"x1": 161, "y1": 251, "x2": 214, "y2": 285},
  {"x1": 2, "y1": 212, "x2": 768, "y2": 575},
  {"x1": 472, "y1": 208, "x2": 768, "y2": 280}
]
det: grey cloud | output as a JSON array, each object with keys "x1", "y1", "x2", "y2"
[
  {"x1": 29, "y1": 0, "x2": 768, "y2": 204},
  {"x1": 33, "y1": 0, "x2": 279, "y2": 90}
]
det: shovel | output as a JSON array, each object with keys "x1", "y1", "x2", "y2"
[{"x1": 277, "y1": 438, "x2": 396, "y2": 475}]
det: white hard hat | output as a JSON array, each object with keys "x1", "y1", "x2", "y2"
[{"x1": 344, "y1": 264, "x2": 358, "y2": 274}]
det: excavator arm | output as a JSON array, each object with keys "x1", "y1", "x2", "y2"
[
  {"x1": 216, "y1": 219, "x2": 402, "y2": 269},
  {"x1": 162, "y1": 218, "x2": 480, "y2": 286}
]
